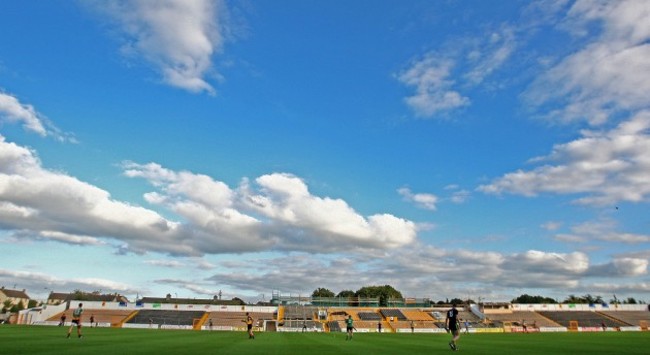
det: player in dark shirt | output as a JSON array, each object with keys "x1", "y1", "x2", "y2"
[{"x1": 446, "y1": 304, "x2": 460, "y2": 351}]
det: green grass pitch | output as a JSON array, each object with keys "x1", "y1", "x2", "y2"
[{"x1": 1, "y1": 326, "x2": 648, "y2": 354}]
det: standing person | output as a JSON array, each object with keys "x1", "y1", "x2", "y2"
[
  {"x1": 208, "y1": 318, "x2": 213, "y2": 330},
  {"x1": 410, "y1": 320, "x2": 415, "y2": 333},
  {"x1": 67, "y1": 303, "x2": 84, "y2": 339},
  {"x1": 59, "y1": 314, "x2": 66, "y2": 327},
  {"x1": 463, "y1": 319, "x2": 470, "y2": 334},
  {"x1": 345, "y1": 315, "x2": 354, "y2": 340},
  {"x1": 522, "y1": 319, "x2": 527, "y2": 333},
  {"x1": 446, "y1": 304, "x2": 460, "y2": 351},
  {"x1": 242, "y1": 312, "x2": 255, "y2": 339},
  {"x1": 89, "y1": 314, "x2": 95, "y2": 328},
  {"x1": 377, "y1": 321, "x2": 382, "y2": 333}
]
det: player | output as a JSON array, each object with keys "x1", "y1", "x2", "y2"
[
  {"x1": 242, "y1": 312, "x2": 255, "y2": 339},
  {"x1": 345, "y1": 315, "x2": 355, "y2": 340},
  {"x1": 446, "y1": 303, "x2": 460, "y2": 351},
  {"x1": 67, "y1": 303, "x2": 84, "y2": 339}
]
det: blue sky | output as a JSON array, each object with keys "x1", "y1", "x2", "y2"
[{"x1": 1, "y1": 0, "x2": 649, "y2": 303}]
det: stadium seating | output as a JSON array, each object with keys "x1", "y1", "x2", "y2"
[
  {"x1": 207, "y1": 311, "x2": 274, "y2": 329},
  {"x1": 380, "y1": 309, "x2": 407, "y2": 321},
  {"x1": 598, "y1": 311, "x2": 650, "y2": 327},
  {"x1": 485, "y1": 311, "x2": 560, "y2": 328},
  {"x1": 401, "y1": 309, "x2": 434, "y2": 321},
  {"x1": 537, "y1": 311, "x2": 628, "y2": 328},
  {"x1": 127, "y1": 310, "x2": 206, "y2": 326},
  {"x1": 49, "y1": 309, "x2": 134, "y2": 327},
  {"x1": 283, "y1": 305, "x2": 317, "y2": 320},
  {"x1": 357, "y1": 311, "x2": 382, "y2": 321}
]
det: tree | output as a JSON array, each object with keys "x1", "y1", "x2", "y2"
[
  {"x1": 564, "y1": 294, "x2": 583, "y2": 304},
  {"x1": 2, "y1": 300, "x2": 12, "y2": 313},
  {"x1": 624, "y1": 297, "x2": 638, "y2": 304},
  {"x1": 355, "y1": 285, "x2": 402, "y2": 307},
  {"x1": 336, "y1": 290, "x2": 355, "y2": 298},
  {"x1": 10, "y1": 302, "x2": 25, "y2": 313},
  {"x1": 449, "y1": 298, "x2": 465, "y2": 305},
  {"x1": 312, "y1": 288, "x2": 335, "y2": 298},
  {"x1": 72, "y1": 289, "x2": 87, "y2": 301},
  {"x1": 512, "y1": 294, "x2": 557, "y2": 304},
  {"x1": 28, "y1": 299, "x2": 38, "y2": 308}
]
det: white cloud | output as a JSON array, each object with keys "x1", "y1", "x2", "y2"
[
  {"x1": 0, "y1": 92, "x2": 47, "y2": 136},
  {"x1": 397, "y1": 56, "x2": 470, "y2": 117},
  {"x1": 144, "y1": 259, "x2": 185, "y2": 268},
  {"x1": 444, "y1": 185, "x2": 471, "y2": 204},
  {"x1": 525, "y1": 0, "x2": 650, "y2": 125},
  {"x1": 478, "y1": 110, "x2": 650, "y2": 205},
  {"x1": 0, "y1": 135, "x2": 418, "y2": 257},
  {"x1": 541, "y1": 221, "x2": 562, "y2": 231},
  {"x1": 0, "y1": 92, "x2": 74, "y2": 142},
  {"x1": 206, "y1": 246, "x2": 644, "y2": 300},
  {"x1": 397, "y1": 187, "x2": 438, "y2": 210},
  {"x1": 123, "y1": 163, "x2": 418, "y2": 252},
  {"x1": 0, "y1": 269, "x2": 140, "y2": 297},
  {"x1": 396, "y1": 24, "x2": 517, "y2": 118},
  {"x1": 556, "y1": 219, "x2": 650, "y2": 244},
  {"x1": 464, "y1": 27, "x2": 516, "y2": 85},
  {"x1": 587, "y1": 258, "x2": 648, "y2": 277},
  {"x1": 96, "y1": 0, "x2": 226, "y2": 94}
]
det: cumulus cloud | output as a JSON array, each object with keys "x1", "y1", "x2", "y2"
[
  {"x1": 205, "y1": 246, "x2": 643, "y2": 300},
  {"x1": 0, "y1": 136, "x2": 417, "y2": 257},
  {"x1": 524, "y1": 0, "x2": 650, "y2": 125},
  {"x1": 587, "y1": 258, "x2": 648, "y2": 277},
  {"x1": 96, "y1": 0, "x2": 226, "y2": 94},
  {"x1": 397, "y1": 187, "x2": 438, "y2": 211},
  {"x1": 123, "y1": 163, "x2": 417, "y2": 252},
  {"x1": 478, "y1": 110, "x2": 650, "y2": 205}
]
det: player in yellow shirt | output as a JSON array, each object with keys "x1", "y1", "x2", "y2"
[{"x1": 242, "y1": 312, "x2": 255, "y2": 339}]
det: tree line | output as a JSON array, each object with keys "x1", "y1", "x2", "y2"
[{"x1": 311, "y1": 286, "x2": 645, "y2": 305}]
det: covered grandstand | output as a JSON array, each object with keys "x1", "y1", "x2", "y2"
[{"x1": 16, "y1": 297, "x2": 650, "y2": 334}]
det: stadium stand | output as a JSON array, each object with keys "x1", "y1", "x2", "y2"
[
  {"x1": 380, "y1": 309, "x2": 407, "y2": 321},
  {"x1": 537, "y1": 311, "x2": 629, "y2": 328},
  {"x1": 207, "y1": 311, "x2": 275, "y2": 329},
  {"x1": 127, "y1": 310, "x2": 206, "y2": 327},
  {"x1": 484, "y1": 311, "x2": 560, "y2": 328},
  {"x1": 283, "y1": 305, "x2": 317, "y2": 320},
  {"x1": 401, "y1": 309, "x2": 435, "y2": 321},
  {"x1": 598, "y1": 311, "x2": 650, "y2": 327},
  {"x1": 279, "y1": 319, "x2": 324, "y2": 331},
  {"x1": 357, "y1": 311, "x2": 382, "y2": 321},
  {"x1": 49, "y1": 309, "x2": 134, "y2": 327}
]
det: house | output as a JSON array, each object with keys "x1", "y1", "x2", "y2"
[
  {"x1": 0, "y1": 287, "x2": 31, "y2": 311},
  {"x1": 47, "y1": 291, "x2": 129, "y2": 305},
  {"x1": 139, "y1": 294, "x2": 246, "y2": 306}
]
